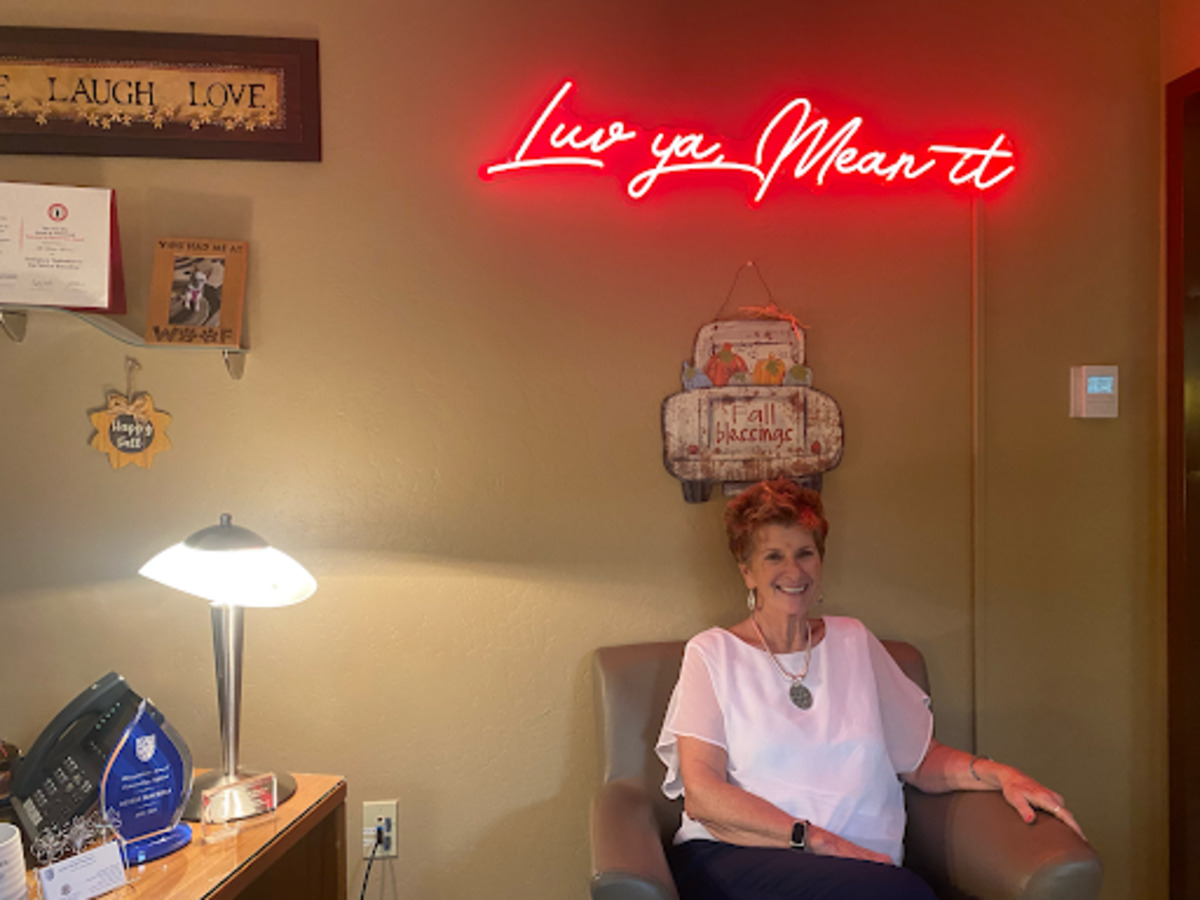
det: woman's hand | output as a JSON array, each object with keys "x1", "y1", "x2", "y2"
[
  {"x1": 991, "y1": 763, "x2": 1087, "y2": 842},
  {"x1": 904, "y1": 741, "x2": 1088, "y2": 843},
  {"x1": 807, "y1": 824, "x2": 893, "y2": 865}
]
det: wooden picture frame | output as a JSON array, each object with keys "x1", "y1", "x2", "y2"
[
  {"x1": 145, "y1": 238, "x2": 247, "y2": 348},
  {"x1": 0, "y1": 27, "x2": 320, "y2": 160}
]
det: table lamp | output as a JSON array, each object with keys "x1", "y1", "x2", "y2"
[{"x1": 139, "y1": 513, "x2": 316, "y2": 820}]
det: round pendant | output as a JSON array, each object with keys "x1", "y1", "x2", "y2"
[{"x1": 789, "y1": 681, "x2": 813, "y2": 710}]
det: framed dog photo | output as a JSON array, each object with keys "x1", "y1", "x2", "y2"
[{"x1": 145, "y1": 238, "x2": 247, "y2": 347}]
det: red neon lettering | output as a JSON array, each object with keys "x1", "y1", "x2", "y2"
[
  {"x1": 928, "y1": 134, "x2": 1015, "y2": 189},
  {"x1": 483, "y1": 81, "x2": 609, "y2": 174},
  {"x1": 628, "y1": 131, "x2": 761, "y2": 199},
  {"x1": 549, "y1": 120, "x2": 637, "y2": 154},
  {"x1": 481, "y1": 81, "x2": 1017, "y2": 201},
  {"x1": 755, "y1": 99, "x2": 859, "y2": 200}
]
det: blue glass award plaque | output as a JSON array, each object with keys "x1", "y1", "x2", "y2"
[{"x1": 99, "y1": 700, "x2": 193, "y2": 864}]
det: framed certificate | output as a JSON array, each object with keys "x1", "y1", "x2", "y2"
[{"x1": 0, "y1": 181, "x2": 126, "y2": 313}]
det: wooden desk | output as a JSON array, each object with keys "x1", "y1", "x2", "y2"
[{"x1": 25, "y1": 773, "x2": 346, "y2": 900}]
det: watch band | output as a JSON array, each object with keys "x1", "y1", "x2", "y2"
[{"x1": 789, "y1": 819, "x2": 809, "y2": 852}]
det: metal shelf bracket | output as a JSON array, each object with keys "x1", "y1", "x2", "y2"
[
  {"x1": 0, "y1": 309, "x2": 27, "y2": 342},
  {"x1": 223, "y1": 349, "x2": 246, "y2": 380}
]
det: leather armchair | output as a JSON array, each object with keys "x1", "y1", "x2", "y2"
[{"x1": 590, "y1": 640, "x2": 1102, "y2": 900}]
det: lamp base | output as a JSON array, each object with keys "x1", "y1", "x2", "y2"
[{"x1": 182, "y1": 769, "x2": 297, "y2": 821}]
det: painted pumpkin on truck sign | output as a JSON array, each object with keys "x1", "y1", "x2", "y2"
[{"x1": 662, "y1": 318, "x2": 844, "y2": 503}]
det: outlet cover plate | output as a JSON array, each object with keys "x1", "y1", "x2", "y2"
[{"x1": 362, "y1": 799, "x2": 398, "y2": 858}]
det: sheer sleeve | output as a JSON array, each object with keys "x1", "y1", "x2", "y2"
[
  {"x1": 866, "y1": 631, "x2": 934, "y2": 775},
  {"x1": 655, "y1": 638, "x2": 728, "y2": 799}
]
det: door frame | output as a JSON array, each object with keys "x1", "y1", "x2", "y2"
[{"x1": 1166, "y1": 66, "x2": 1200, "y2": 899}]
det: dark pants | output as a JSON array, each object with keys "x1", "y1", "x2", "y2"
[{"x1": 668, "y1": 840, "x2": 938, "y2": 900}]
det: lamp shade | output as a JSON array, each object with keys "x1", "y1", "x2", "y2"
[{"x1": 139, "y1": 514, "x2": 316, "y2": 608}]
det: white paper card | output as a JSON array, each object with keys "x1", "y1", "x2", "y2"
[
  {"x1": 0, "y1": 182, "x2": 113, "y2": 309},
  {"x1": 35, "y1": 840, "x2": 126, "y2": 900}
]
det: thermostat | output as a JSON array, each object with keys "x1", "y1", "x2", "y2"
[{"x1": 1069, "y1": 365, "x2": 1118, "y2": 418}]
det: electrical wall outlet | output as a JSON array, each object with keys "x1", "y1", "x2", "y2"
[{"x1": 362, "y1": 799, "x2": 399, "y2": 858}]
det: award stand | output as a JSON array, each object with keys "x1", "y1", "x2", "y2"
[
  {"x1": 28, "y1": 701, "x2": 191, "y2": 900},
  {"x1": 99, "y1": 700, "x2": 192, "y2": 864}
]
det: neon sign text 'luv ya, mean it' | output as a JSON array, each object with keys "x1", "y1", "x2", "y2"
[{"x1": 481, "y1": 81, "x2": 1016, "y2": 203}]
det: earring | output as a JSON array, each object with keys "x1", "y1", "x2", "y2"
[
  {"x1": 818, "y1": 594, "x2": 825, "y2": 605},
  {"x1": 747, "y1": 589, "x2": 757, "y2": 611}
]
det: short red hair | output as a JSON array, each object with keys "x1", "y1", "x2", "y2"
[{"x1": 724, "y1": 479, "x2": 828, "y2": 562}]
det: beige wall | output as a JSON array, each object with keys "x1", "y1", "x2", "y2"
[{"x1": 0, "y1": 1, "x2": 1164, "y2": 897}]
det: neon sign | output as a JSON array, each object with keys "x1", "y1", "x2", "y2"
[{"x1": 481, "y1": 81, "x2": 1015, "y2": 203}]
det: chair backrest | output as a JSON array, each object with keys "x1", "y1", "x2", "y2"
[{"x1": 592, "y1": 636, "x2": 930, "y2": 841}]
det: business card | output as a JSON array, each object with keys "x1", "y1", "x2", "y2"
[{"x1": 35, "y1": 840, "x2": 126, "y2": 899}]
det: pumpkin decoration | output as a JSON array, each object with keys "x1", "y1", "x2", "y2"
[
  {"x1": 752, "y1": 354, "x2": 787, "y2": 385},
  {"x1": 784, "y1": 364, "x2": 813, "y2": 386},
  {"x1": 681, "y1": 362, "x2": 713, "y2": 391},
  {"x1": 703, "y1": 343, "x2": 749, "y2": 387}
]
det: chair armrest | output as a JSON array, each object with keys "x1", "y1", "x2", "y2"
[
  {"x1": 904, "y1": 788, "x2": 1102, "y2": 900},
  {"x1": 590, "y1": 778, "x2": 679, "y2": 900}
]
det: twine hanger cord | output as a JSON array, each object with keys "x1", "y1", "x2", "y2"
[
  {"x1": 124, "y1": 357, "x2": 142, "y2": 400},
  {"x1": 711, "y1": 261, "x2": 809, "y2": 344}
]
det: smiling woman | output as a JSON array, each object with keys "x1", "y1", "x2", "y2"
[{"x1": 653, "y1": 479, "x2": 1086, "y2": 900}]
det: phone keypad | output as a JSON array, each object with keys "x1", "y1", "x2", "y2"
[{"x1": 28, "y1": 757, "x2": 99, "y2": 836}]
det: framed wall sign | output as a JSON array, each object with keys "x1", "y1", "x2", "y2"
[{"x1": 0, "y1": 27, "x2": 320, "y2": 161}]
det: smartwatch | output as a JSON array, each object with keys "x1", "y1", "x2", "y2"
[{"x1": 789, "y1": 819, "x2": 810, "y2": 852}]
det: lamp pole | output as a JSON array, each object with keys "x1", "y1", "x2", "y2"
[{"x1": 213, "y1": 603, "x2": 244, "y2": 784}]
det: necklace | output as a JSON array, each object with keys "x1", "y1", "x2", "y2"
[{"x1": 750, "y1": 614, "x2": 813, "y2": 710}]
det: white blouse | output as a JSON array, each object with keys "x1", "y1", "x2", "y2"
[{"x1": 656, "y1": 617, "x2": 933, "y2": 864}]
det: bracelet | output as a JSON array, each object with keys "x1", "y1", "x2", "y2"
[{"x1": 969, "y1": 755, "x2": 992, "y2": 782}]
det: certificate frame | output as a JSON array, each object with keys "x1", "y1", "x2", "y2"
[
  {"x1": 0, "y1": 181, "x2": 126, "y2": 313},
  {"x1": 0, "y1": 27, "x2": 320, "y2": 161}
]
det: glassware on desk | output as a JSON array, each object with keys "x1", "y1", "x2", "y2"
[
  {"x1": 0, "y1": 742, "x2": 17, "y2": 830},
  {"x1": 0, "y1": 823, "x2": 26, "y2": 900},
  {"x1": 199, "y1": 773, "x2": 277, "y2": 844}
]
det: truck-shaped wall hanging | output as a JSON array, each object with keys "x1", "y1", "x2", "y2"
[{"x1": 661, "y1": 317, "x2": 844, "y2": 502}]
